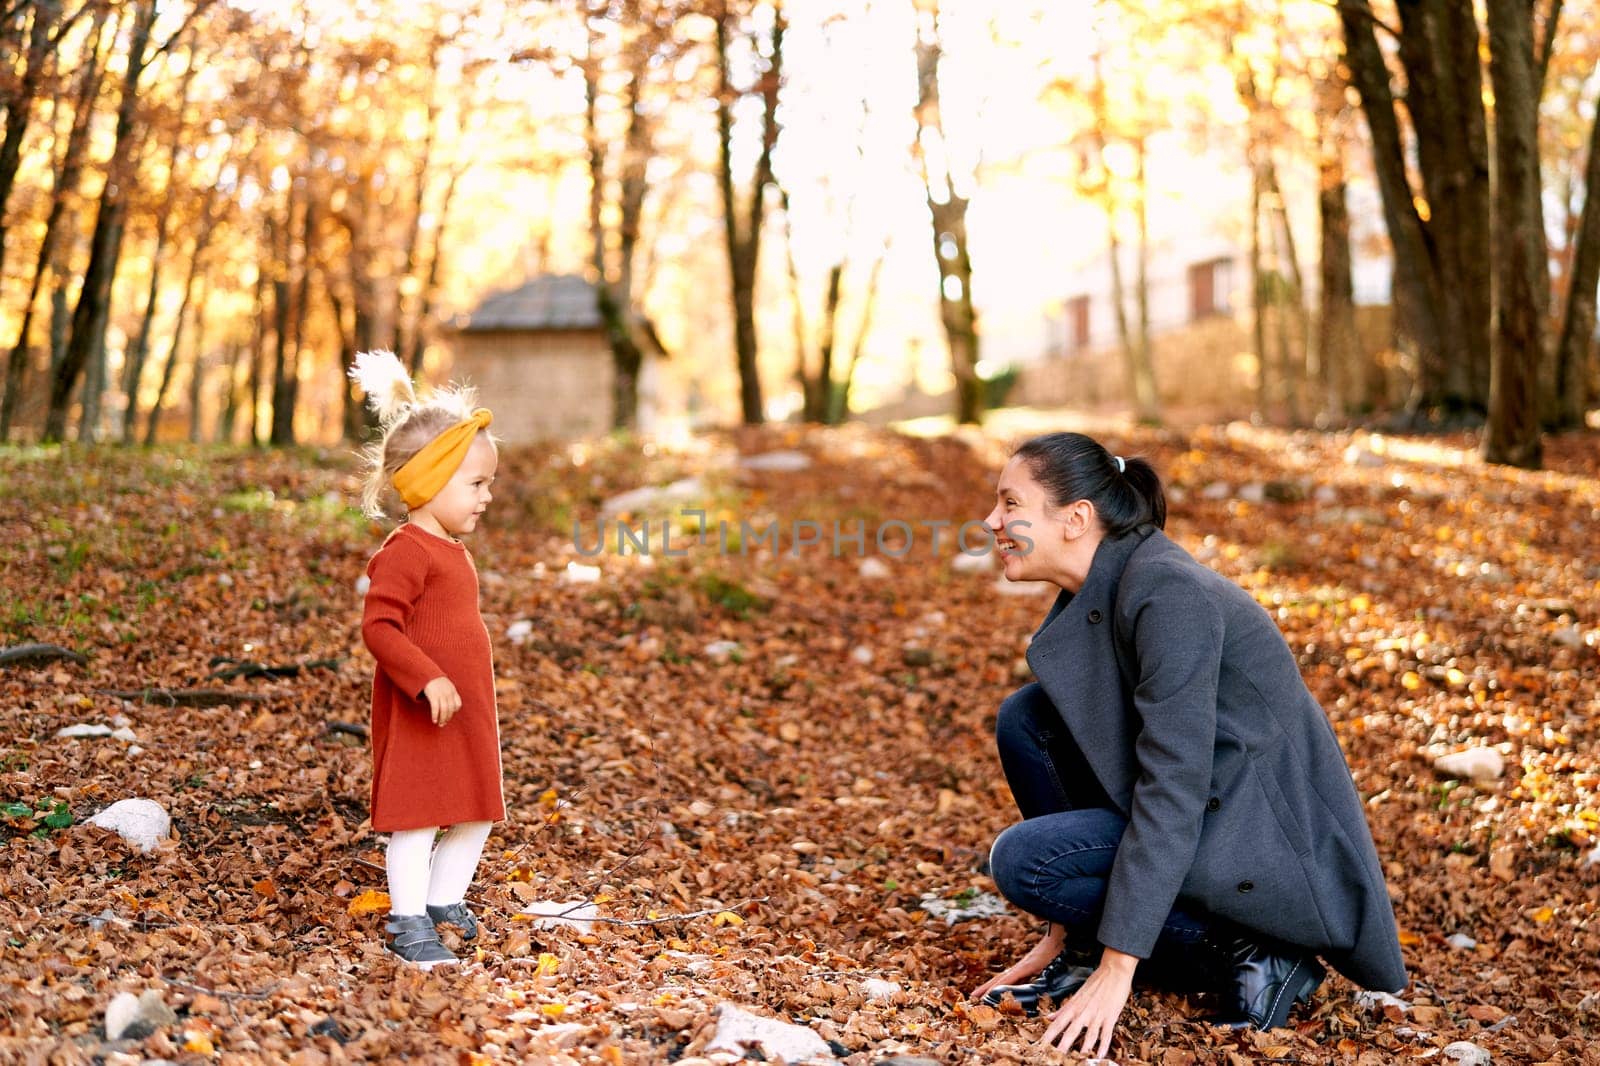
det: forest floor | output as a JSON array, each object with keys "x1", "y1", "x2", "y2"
[{"x1": 1, "y1": 417, "x2": 1598, "y2": 1065}]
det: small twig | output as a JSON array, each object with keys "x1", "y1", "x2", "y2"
[
  {"x1": 165, "y1": 978, "x2": 282, "y2": 1002},
  {"x1": 326, "y1": 721, "x2": 369, "y2": 739},
  {"x1": 577, "y1": 898, "x2": 769, "y2": 927},
  {"x1": 0, "y1": 643, "x2": 87, "y2": 667},
  {"x1": 208, "y1": 657, "x2": 342, "y2": 680},
  {"x1": 97, "y1": 688, "x2": 269, "y2": 707}
]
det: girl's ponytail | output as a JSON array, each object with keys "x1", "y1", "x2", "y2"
[
  {"x1": 350, "y1": 350, "x2": 418, "y2": 426},
  {"x1": 351, "y1": 351, "x2": 482, "y2": 520}
]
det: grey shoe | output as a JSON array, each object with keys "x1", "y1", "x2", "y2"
[
  {"x1": 426, "y1": 901, "x2": 480, "y2": 941},
  {"x1": 385, "y1": 914, "x2": 458, "y2": 969}
]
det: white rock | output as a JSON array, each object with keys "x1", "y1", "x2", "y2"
[
  {"x1": 1446, "y1": 932, "x2": 1477, "y2": 951},
  {"x1": 562, "y1": 561, "x2": 602, "y2": 585},
  {"x1": 993, "y1": 578, "x2": 1054, "y2": 597},
  {"x1": 105, "y1": 992, "x2": 141, "y2": 1040},
  {"x1": 704, "y1": 641, "x2": 742, "y2": 661},
  {"x1": 355, "y1": 574, "x2": 371, "y2": 597},
  {"x1": 850, "y1": 645, "x2": 874, "y2": 665},
  {"x1": 601, "y1": 477, "x2": 706, "y2": 518},
  {"x1": 56, "y1": 724, "x2": 113, "y2": 739},
  {"x1": 112, "y1": 715, "x2": 132, "y2": 728},
  {"x1": 520, "y1": 900, "x2": 599, "y2": 934},
  {"x1": 951, "y1": 551, "x2": 994, "y2": 573},
  {"x1": 1553, "y1": 624, "x2": 1585, "y2": 649},
  {"x1": 86, "y1": 799, "x2": 171, "y2": 854},
  {"x1": 918, "y1": 890, "x2": 1010, "y2": 924},
  {"x1": 739, "y1": 450, "x2": 812, "y2": 472},
  {"x1": 126, "y1": 746, "x2": 144, "y2": 757},
  {"x1": 1239, "y1": 482, "x2": 1266, "y2": 503},
  {"x1": 1201, "y1": 481, "x2": 1231, "y2": 500},
  {"x1": 1344, "y1": 446, "x2": 1386, "y2": 468},
  {"x1": 506, "y1": 619, "x2": 535, "y2": 645},
  {"x1": 1314, "y1": 485, "x2": 1339, "y2": 504},
  {"x1": 1442, "y1": 1042, "x2": 1491, "y2": 1065},
  {"x1": 1585, "y1": 844, "x2": 1600, "y2": 868},
  {"x1": 1354, "y1": 989, "x2": 1411, "y2": 1015},
  {"x1": 704, "y1": 1004, "x2": 833, "y2": 1062},
  {"x1": 105, "y1": 989, "x2": 175, "y2": 1041},
  {"x1": 1433, "y1": 748, "x2": 1504, "y2": 783},
  {"x1": 217, "y1": 573, "x2": 235, "y2": 588},
  {"x1": 110, "y1": 728, "x2": 137, "y2": 743},
  {"x1": 858, "y1": 557, "x2": 891, "y2": 580},
  {"x1": 862, "y1": 978, "x2": 901, "y2": 1000}
]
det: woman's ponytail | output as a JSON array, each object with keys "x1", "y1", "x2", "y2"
[
  {"x1": 1118, "y1": 456, "x2": 1166, "y2": 531},
  {"x1": 1012, "y1": 433, "x2": 1166, "y2": 535}
]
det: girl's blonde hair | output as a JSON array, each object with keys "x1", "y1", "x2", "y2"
[{"x1": 350, "y1": 350, "x2": 492, "y2": 520}]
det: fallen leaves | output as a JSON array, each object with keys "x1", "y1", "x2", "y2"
[
  {"x1": 347, "y1": 890, "x2": 391, "y2": 917},
  {"x1": 0, "y1": 425, "x2": 1597, "y2": 1063}
]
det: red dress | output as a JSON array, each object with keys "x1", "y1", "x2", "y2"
[{"x1": 361, "y1": 523, "x2": 505, "y2": 831}]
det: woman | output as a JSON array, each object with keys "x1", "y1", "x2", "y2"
[{"x1": 970, "y1": 433, "x2": 1406, "y2": 1058}]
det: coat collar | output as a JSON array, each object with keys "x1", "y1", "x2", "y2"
[
  {"x1": 1030, "y1": 524, "x2": 1160, "y2": 641},
  {"x1": 1023, "y1": 524, "x2": 1160, "y2": 810}
]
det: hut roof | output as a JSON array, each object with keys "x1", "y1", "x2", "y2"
[{"x1": 459, "y1": 274, "x2": 602, "y2": 332}]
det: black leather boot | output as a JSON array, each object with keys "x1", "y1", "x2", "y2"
[
  {"x1": 981, "y1": 947, "x2": 1096, "y2": 1016},
  {"x1": 1211, "y1": 935, "x2": 1324, "y2": 1029}
]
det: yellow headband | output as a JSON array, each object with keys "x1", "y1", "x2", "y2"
[{"x1": 392, "y1": 408, "x2": 493, "y2": 509}]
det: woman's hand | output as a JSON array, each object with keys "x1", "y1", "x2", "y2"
[
  {"x1": 972, "y1": 923, "x2": 1066, "y2": 1001},
  {"x1": 1039, "y1": 946, "x2": 1137, "y2": 1058},
  {"x1": 422, "y1": 676, "x2": 462, "y2": 726}
]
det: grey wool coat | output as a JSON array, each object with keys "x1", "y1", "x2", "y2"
[{"x1": 1024, "y1": 524, "x2": 1407, "y2": 993}]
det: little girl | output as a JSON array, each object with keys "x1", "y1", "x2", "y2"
[{"x1": 351, "y1": 349, "x2": 505, "y2": 969}]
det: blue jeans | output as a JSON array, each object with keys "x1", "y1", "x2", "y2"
[{"x1": 989, "y1": 684, "x2": 1214, "y2": 966}]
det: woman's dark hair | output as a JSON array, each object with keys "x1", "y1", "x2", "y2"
[{"x1": 1012, "y1": 432, "x2": 1166, "y2": 534}]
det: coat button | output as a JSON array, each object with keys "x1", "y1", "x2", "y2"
[
  {"x1": 1237, "y1": 880, "x2": 1254, "y2": 893},
  {"x1": 1206, "y1": 798, "x2": 1221, "y2": 812},
  {"x1": 1087, "y1": 609, "x2": 1103, "y2": 623}
]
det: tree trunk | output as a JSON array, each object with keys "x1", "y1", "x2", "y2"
[
  {"x1": 247, "y1": 252, "x2": 265, "y2": 446},
  {"x1": 401, "y1": 164, "x2": 461, "y2": 380},
  {"x1": 1392, "y1": 0, "x2": 1492, "y2": 412},
  {"x1": 0, "y1": 4, "x2": 54, "y2": 293},
  {"x1": 1336, "y1": 0, "x2": 1446, "y2": 412},
  {"x1": 1250, "y1": 156, "x2": 1271, "y2": 418},
  {"x1": 1129, "y1": 133, "x2": 1158, "y2": 423},
  {"x1": 122, "y1": 49, "x2": 199, "y2": 442},
  {"x1": 714, "y1": 0, "x2": 778, "y2": 425},
  {"x1": 1263, "y1": 156, "x2": 1308, "y2": 425},
  {"x1": 913, "y1": 10, "x2": 981, "y2": 424},
  {"x1": 832, "y1": 242, "x2": 886, "y2": 424},
  {"x1": 75, "y1": 215, "x2": 122, "y2": 443},
  {"x1": 1482, "y1": 0, "x2": 1546, "y2": 468},
  {"x1": 187, "y1": 274, "x2": 211, "y2": 442},
  {"x1": 1317, "y1": 125, "x2": 1363, "y2": 418},
  {"x1": 144, "y1": 209, "x2": 216, "y2": 445},
  {"x1": 43, "y1": 0, "x2": 159, "y2": 442},
  {"x1": 1550, "y1": 78, "x2": 1600, "y2": 430},
  {"x1": 586, "y1": 27, "x2": 652, "y2": 432},
  {"x1": 218, "y1": 340, "x2": 246, "y2": 444},
  {"x1": 0, "y1": 5, "x2": 110, "y2": 441}
]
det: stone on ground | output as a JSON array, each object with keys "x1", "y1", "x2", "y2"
[
  {"x1": 705, "y1": 1004, "x2": 833, "y2": 1062},
  {"x1": 86, "y1": 799, "x2": 171, "y2": 854}
]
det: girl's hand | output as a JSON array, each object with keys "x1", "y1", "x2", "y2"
[
  {"x1": 1039, "y1": 946, "x2": 1136, "y2": 1059},
  {"x1": 423, "y1": 677, "x2": 461, "y2": 726},
  {"x1": 972, "y1": 923, "x2": 1066, "y2": 1001}
]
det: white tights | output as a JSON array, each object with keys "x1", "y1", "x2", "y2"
[{"x1": 385, "y1": 821, "x2": 493, "y2": 917}]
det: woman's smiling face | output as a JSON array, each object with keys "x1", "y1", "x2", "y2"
[{"x1": 983, "y1": 456, "x2": 1102, "y2": 591}]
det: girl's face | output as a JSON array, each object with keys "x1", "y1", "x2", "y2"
[
  {"x1": 983, "y1": 456, "x2": 1101, "y2": 591},
  {"x1": 411, "y1": 434, "x2": 497, "y2": 539}
]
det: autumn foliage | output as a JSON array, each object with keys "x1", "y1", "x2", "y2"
[{"x1": 1, "y1": 422, "x2": 1598, "y2": 1063}]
